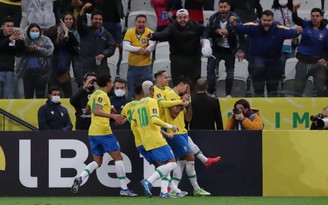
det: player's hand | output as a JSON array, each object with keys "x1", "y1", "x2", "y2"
[
  {"x1": 171, "y1": 125, "x2": 178, "y2": 132},
  {"x1": 296, "y1": 26, "x2": 303, "y2": 34},
  {"x1": 112, "y1": 114, "x2": 125, "y2": 123},
  {"x1": 110, "y1": 106, "x2": 117, "y2": 114},
  {"x1": 166, "y1": 133, "x2": 174, "y2": 139}
]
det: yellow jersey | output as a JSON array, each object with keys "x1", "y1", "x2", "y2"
[
  {"x1": 164, "y1": 89, "x2": 187, "y2": 134},
  {"x1": 87, "y1": 89, "x2": 112, "y2": 136},
  {"x1": 132, "y1": 97, "x2": 169, "y2": 151},
  {"x1": 123, "y1": 27, "x2": 153, "y2": 66},
  {"x1": 0, "y1": 0, "x2": 21, "y2": 6},
  {"x1": 121, "y1": 100, "x2": 142, "y2": 147},
  {"x1": 153, "y1": 85, "x2": 182, "y2": 121}
]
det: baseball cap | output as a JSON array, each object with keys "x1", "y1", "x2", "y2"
[
  {"x1": 176, "y1": 9, "x2": 189, "y2": 16},
  {"x1": 142, "y1": 80, "x2": 154, "y2": 95}
]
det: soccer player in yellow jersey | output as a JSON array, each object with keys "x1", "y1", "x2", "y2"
[
  {"x1": 164, "y1": 76, "x2": 212, "y2": 196},
  {"x1": 131, "y1": 80, "x2": 180, "y2": 198},
  {"x1": 71, "y1": 74, "x2": 137, "y2": 197},
  {"x1": 120, "y1": 83, "x2": 187, "y2": 198},
  {"x1": 123, "y1": 14, "x2": 156, "y2": 100},
  {"x1": 154, "y1": 71, "x2": 221, "y2": 167}
]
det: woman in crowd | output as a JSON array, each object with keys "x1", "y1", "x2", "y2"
[
  {"x1": 225, "y1": 99, "x2": 264, "y2": 130},
  {"x1": 16, "y1": 23, "x2": 54, "y2": 99}
]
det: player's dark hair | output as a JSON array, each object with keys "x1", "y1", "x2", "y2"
[
  {"x1": 134, "y1": 83, "x2": 143, "y2": 95},
  {"x1": 154, "y1": 70, "x2": 167, "y2": 79},
  {"x1": 91, "y1": 10, "x2": 104, "y2": 19},
  {"x1": 195, "y1": 78, "x2": 207, "y2": 91},
  {"x1": 83, "y1": 72, "x2": 97, "y2": 81},
  {"x1": 114, "y1": 78, "x2": 127, "y2": 86},
  {"x1": 173, "y1": 75, "x2": 191, "y2": 87},
  {"x1": 97, "y1": 74, "x2": 112, "y2": 87}
]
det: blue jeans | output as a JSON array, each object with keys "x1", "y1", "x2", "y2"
[
  {"x1": 103, "y1": 22, "x2": 122, "y2": 45},
  {"x1": 127, "y1": 65, "x2": 153, "y2": 101},
  {"x1": 0, "y1": 71, "x2": 15, "y2": 98}
]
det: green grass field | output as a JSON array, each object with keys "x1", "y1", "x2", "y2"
[{"x1": 1, "y1": 197, "x2": 328, "y2": 205}]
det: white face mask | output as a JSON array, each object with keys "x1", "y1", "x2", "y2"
[
  {"x1": 114, "y1": 89, "x2": 125, "y2": 97},
  {"x1": 279, "y1": 0, "x2": 288, "y2": 7},
  {"x1": 51, "y1": 95, "x2": 61, "y2": 103}
]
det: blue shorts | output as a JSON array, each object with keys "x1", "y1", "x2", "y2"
[
  {"x1": 88, "y1": 134, "x2": 120, "y2": 156},
  {"x1": 166, "y1": 133, "x2": 192, "y2": 158},
  {"x1": 137, "y1": 145, "x2": 155, "y2": 165},
  {"x1": 148, "y1": 144, "x2": 175, "y2": 163}
]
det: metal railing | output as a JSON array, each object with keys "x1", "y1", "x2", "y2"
[{"x1": 0, "y1": 108, "x2": 38, "y2": 131}]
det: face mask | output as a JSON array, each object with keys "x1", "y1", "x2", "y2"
[
  {"x1": 51, "y1": 95, "x2": 61, "y2": 103},
  {"x1": 114, "y1": 89, "x2": 125, "y2": 97},
  {"x1": 279, "y1": 0, "x2": 288, "y2": 7},
  {"x1": 30, "y1": 32, "x2": 40, "y2": 40}
]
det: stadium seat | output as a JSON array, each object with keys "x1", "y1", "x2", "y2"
[
  {"x1": 107, "y1": 61, "x2": 117, "y2": 80},
  {"x1": 153, "y1": 59, "x2": 171, "y2": 79},
  {"x1": 216, "y1": 59, "x2": 249, "y2": 97},
  {"x1": 282, "y1": 57, "x2": 314, "y2": 96},
  {"x1": 201, "y1": 57, "x2": 208, "y2": 78},
  {"x1": 129, "y1": 0, "x2": 153, "y2": 12},
  {"x1": 297, "y1": 10, "x2": 311, "y2": 20},
  {"x1": 260, "y1": 0, "x2": 273, "y2": 10},
  {"x1": 203, "y1": 10, "x2": 216, "y2": 26},
  {"x1": 297, "y1": 0, "x2": 322, "y2": 10},
  {"x1": 155, "y1": 42, "x2": 170, "y2": 60},
  {"x1": 118, "y1": 61, "x2": 129, "y2": 80},
  {"x1": 127, "y1": 10, "x2": 157, "y2": 31}
]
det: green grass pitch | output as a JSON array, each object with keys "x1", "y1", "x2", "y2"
[{"x1": 1, "y1": 197, "x2": 328, "y2": 205}]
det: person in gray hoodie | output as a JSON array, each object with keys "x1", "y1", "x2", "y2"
[{"x1": 26, "y1": 0, "x2": 56, "y2": 30}]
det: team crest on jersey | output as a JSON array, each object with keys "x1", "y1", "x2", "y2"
[
  {"x1": 98, "y1": 97, "x2": 103, "y2": 103},
  {"x1": 157, "y1": 93, "x2": 162, "y2": 98},
  {"x1": 153, "y1": 108, "x2": 158, "y2": 114},
  {"x1": 142, "y1": 38, "x2": 146, "y2": 44}
]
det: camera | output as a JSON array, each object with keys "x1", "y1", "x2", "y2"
[
  {"x1": 233, "y1": 108, "x2": 242, "y2": 114},
  {"x1": 310, "y1": 113, "x2": 328, "y2": 129}
]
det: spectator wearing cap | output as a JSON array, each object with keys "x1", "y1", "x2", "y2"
[{"x1": 149, "y1": 8, "x2": 212, "y2": 87}]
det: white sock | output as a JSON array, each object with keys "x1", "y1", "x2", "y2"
[
  {"x1": 172, "y1": 160, "x2": 186, "y2": 187},
  {"x1": 148, "y1": 162, "x2": 177, "y2": 184},
  {"x1": 160, "y1": 173, "x2": 170, "y2": 193},
  {"x1": 186, "y1": 161, "x2": 200, "y2": 191},
  {"x1": 80, "y1": 161, "x2": 98, "y2": 181},
  {"x1": 115, "y1": 160, "x2": 127, "y2": 189},
  {"x1": 168, "y1": 174, "x2": 181, "y2": 193},
  {"x1": 188, "y1": 136, "x2": 208, "y2": 164}
]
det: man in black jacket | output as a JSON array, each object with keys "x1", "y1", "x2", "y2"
[
  {"x1": 202, "y1": 0, "x2": 239, "y2": 96},
  {"x1": 70, "y1": 72, "x2": 97, "y2": 130},
  {"x1": 0, "y1": 16, "x2": 25, "y2": 99},
  {"x1": 149, "y1": 8, "x2": 212, "y2": 87},
  {"x1": 38, "y1": 87, "x2": 73, "y2": 130},
  {"x1": 190, "y1": 78, "x2": 223, "y2": 130}
]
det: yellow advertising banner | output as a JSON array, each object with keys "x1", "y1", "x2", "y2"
[
  {"x1": 219, "y1": 97, "x2": 328, "y2": 130},
  {"x1": 0, "y1": 97, "x2": 327, "y2": 131},
  {"x1": 263, "y1": 130, "x2": 328, "y2": 196}
]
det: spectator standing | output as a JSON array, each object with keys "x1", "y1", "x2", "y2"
[
  {"x1": 96, "y1": 0, "x2": 124, "y2": 46},
  {"x1": 292, "y1": 4, "x2": 328, "y2": 97},
  {"x1": 149, "y1": 9, "x2": 212, "y2": 87},
  {"x1": 123, "y1": 14, "x2": 155, "y2": 100},
  {"x1": 185, "y1": 0, "x2": 204, "y2": 24},
  {"x1": 0, "y1": 17, "x2": 25, "y2": 99},
  {"x1": 77, "y1": 3, "x2": 116, "y2": 77},
  {"x1": 70, "y1": 72, "x2": 97, "y2": 130},
  {"x1": 26, "y1": 0, "x2": 56, "y2": 30},
  {"x1": 38, "y1": 87, "x2": 73, "y2": 130},
  {"x1": 230, "y1": 10, "x2": 302, "y2": 97},
  {"x1": 110, "y1": 78, "x2": 130, "y2": 130},
  {"x1": 16, "y1": 23, "x2": 54, "y2": 99},
  {"x1": 202, "y1": 0, "x2": 240, "y2": 96},
  {"x1": 0, "y1": 0, "x2": 22, "y2": 27},
  {"x1": 151, "y1": 0, "x2": 172, "y2": 32},
  {"x1": 225, "y1": 98, "x2": 263, "y2": 130},
  {"x1": 272, "y1": 0, "x2": 296, "y2": 60},
  {"x1": 190, "y1": 78, "x2": 223, "y2": 130}
]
